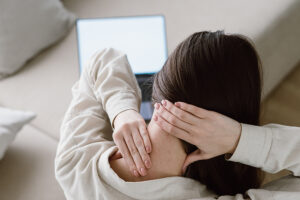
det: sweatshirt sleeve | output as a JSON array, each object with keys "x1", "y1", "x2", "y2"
[
  {"x1": 88, "y1": 48, "x2": 142, "y2": 127},
  {"x1": 225, "y1": 123, "x2": 300, "y2": 176},
  {"x1": 196, "y1": 174, "x2": 300, "y2": 200},
  {"x1": 55, "y1": 48, "x2": 141, "y2": 199}
]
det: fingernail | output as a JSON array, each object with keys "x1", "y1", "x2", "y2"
[
  {"x1": 133, "y1": 170, "x2": 139, "y2": 177},
  {"x1": 175, "y1": 102, "x2": 180, "y2": 108},
  {"x1": 153, "y1": 115, "x2": 158, "y2": 121},
  {"x1": 162, "y1": 100, "x2": 167, "y2": 106},
  {"x1": 155, "y1": 103, "x2": 160, "y2": 109},
  {"x1": 145, "y1": 160, "x2": 152, "y2": 168},
  {"x1": 140, "y1": 167, "x2": 147, "y2": 176}
]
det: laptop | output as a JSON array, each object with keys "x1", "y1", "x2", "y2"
[{"x1": 76, "y1": 15, "x2": 168, "y2": 121}]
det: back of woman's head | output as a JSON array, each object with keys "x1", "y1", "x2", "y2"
[{"x1": 151, "y1": 30, "x2": 264, "y2": 196}]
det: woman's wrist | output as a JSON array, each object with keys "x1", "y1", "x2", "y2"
[
  {"x1": 227, "y1": 122, "x2": 242, "y2": 154},
  {"x1": 113, "y1": 109, "x2": 137, "y2": 128}
]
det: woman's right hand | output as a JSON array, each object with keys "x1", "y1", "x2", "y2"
[
  {"x1": 112, "y1": 109, "x2": 152, "y2": 177},
  {"x1": 153, "y1": 100, "x2": 242, "y2": 172}
]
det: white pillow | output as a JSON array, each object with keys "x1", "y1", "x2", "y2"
[
  {"x1": 0, "y1": 107, "x2": 36, "y2": 160},
  {"x1": 0, "y1": 0, "x2": 76, "y2": 79}
]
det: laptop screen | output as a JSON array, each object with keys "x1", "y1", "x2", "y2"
[{"x1": 76, "y1": 15, "x2": 168, "y2": 74}]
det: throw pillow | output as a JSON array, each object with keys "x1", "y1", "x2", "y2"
[
  {"x1": 0, "y1": 107, "x2": 36, "y2": 159},
  {"x1": 0, "y1": 0, "x2": 76, "y2": 79}
]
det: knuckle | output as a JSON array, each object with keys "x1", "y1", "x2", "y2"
[
  {"x1": 143, "y1": 156, "x2": 150, "y2": 163},
  {"x1": 135, "y1": 139, "x2": 143, "y2": 148},
  {"x1": 169, "y1": 106, "x2": 175, "y2": 113},
  {"x1": 133, "y1": 159, "x2": 142, "y2": 167},
  {"x1": 123, "y1": 151, "x2": 130, "y2": 158},
  {"x1": 119, "y1": 123, "x2": 130, "y2": 131},
  {"x1": 165, "y1": 103, "x2": 171, "y2": 110},
  {"x1": 156, "y1": 117, "x2": 163, "y2": 124},
  {"x1": 181, "y1": 103, "x2": 187, "y2": 108},
  {"x1": 139, "y1": 127, "x2": 147, "y2": 135},
  {"x1": 125, "y1": 123, "x2": 132, "y2": 129},
  {"x1": 167, "y1": 125, "x2": 174, "y2": 133},
  {"x1": 160, "y1": 122, "x2": 168, "y2": 130},
  {"x1": 160, "y1": 106, "x2": 165, "y2": 113},
  {"x1": 129, "y1": 165, "x2": 135, "y2": 171},
  {"x1": 140, "y1": 131, "x2": 147, "y2": 137},
  {"x1": 169, "y1": 117, "x2": 176, "y2": 124},
  {"x1": 178, "y1": 112, "x2": 185, "y2": 120},
  {"x1": 129, "y1": 147, "x2": 137, "y2": 155},
  {"x1": 137, "y1": 119, "x2": 144, "y2": 124},
  {"x1": 144, "y1": 139, "x2": 150, "y2": 146},
  {"x1": 124, "y1": 130, "x2": 132, "y2": 137},
  {"x1": 157, "y1": 109, "x2": 163, "y2": 115},
  {"x1": 191, "y1": 127, "x2": 200, "y2": 135},
  {"x1": 113, "y1": 132, "x2": 121, "y2": 140},
  {"x1": 132, "y1": 120, "x2": 138, "y2": 126}
]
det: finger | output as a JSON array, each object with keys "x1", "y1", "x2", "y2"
[
  {"x1": 161, "y1": 100, "x2": 199, "y2": 125},
  {"x1": 114, "y1": 137, "x2": 139, "y2": 177},
  {"x1": 139, "y1": 124, "x2": 152, "y2": 154},
  {"x1": 132, "y1": 129, "x2": 152, "y2": 169},
  {"x1": 153, "y1": 114, "x2": 194, "y2": 144},
  {"x1": 110, "y1": 149, "x2": 122, "y2": 160},
  {"x1": 155, "y1": 103, "x2": 192, "y2": 132},
  {"x1": 175, "y1": 102, "x2": 210, "y2": 119},
  {"x1": 182, "y1": 149, "x2": 211, "y2": 174},
  {"x1": 124, "y1": 133, "x2": 148, "y2": 176}
]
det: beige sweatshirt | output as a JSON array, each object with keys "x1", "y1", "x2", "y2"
[{"x1": 55, "y1": 48, "x2": 300, "y2": 200}]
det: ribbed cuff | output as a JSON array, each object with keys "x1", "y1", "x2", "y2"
[
  {"x1": 101, "y1": 91, "x2": 140, "y2": 129},
  {"x1": 225, "y1": 123, "x2": 272, "y2": 169}
]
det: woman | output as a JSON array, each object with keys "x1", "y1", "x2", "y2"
[{"x1": 55, "y1": 31, "x2": 300, "y2": 199}]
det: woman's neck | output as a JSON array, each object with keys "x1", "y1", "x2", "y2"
[{"x1": 109, "y1": 119, "x2": 187, "y2": 182}]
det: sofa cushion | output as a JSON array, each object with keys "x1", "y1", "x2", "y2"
[
  {"x1": 0, "y1": 0, "x2": 299, "y2": 140},
  {"x1": 0, "y1": 28, "x2": 78, "y2": 140},
  {"x1": 0, "y1": 107, "x2": 35, "y2": 160},
  {"x1": 0, "y1": 0, "x2": 75, "y2": 79},
  {"x1": 0, "y1": 125, "x2": 65, "y2": 200}
]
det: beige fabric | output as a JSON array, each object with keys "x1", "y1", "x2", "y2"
[
  {"x1": 56, "y1": 48, "x2": 300, "y2": 200},
  {"x1": 0, "y1": 0, "x2": 75, "y2": 78},
  {"x1": 0, "y1": 0, "x2": 299, "y2": 140},
  {"x1": 227, "y1": 124, "x2": 300, "y2": 176},
  {"x1": 0, "y1": 125, "x2": 65, "y2": 200},
  {"x1": 0, "y1": 107, "x2": 35, "y2": 159},
  {"x1": 0, "y1": 29, "x2": 78, "y2": 140},
  {"x1": 55, "y1": 48, "x2": 215, "y2": 199},
  {"x1": 64, "y1": 0, "x2": 300, "y2": 98},
  {"x1": 0, "y1": 1, "x2": 300, "y2": 199}
]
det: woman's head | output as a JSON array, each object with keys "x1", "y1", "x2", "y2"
[{"x1": 151, "y1": 31, "x2": 264, "y2": 195}]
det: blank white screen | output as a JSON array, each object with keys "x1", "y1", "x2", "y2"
[{"x1": 76, "y1": 15, "x2": 167, "y2": 74}]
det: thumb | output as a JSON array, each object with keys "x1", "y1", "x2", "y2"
[
  {"x1": 182, "y1": 149, "x2": 208, "y2": 174},
  {"x1": 109, "y1": 149, "x2": 122, "y2": 161}
]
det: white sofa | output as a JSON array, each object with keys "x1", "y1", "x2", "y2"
[{"x1": 0, "y1": 0, "x2": 299, "y2": 199}]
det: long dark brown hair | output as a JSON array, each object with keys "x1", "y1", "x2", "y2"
[{"x1": 151, "y1": 31, "x2": 264, "y2": 196}]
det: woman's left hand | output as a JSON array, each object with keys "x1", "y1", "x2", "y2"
[{"x1": 153, "y1": 100, "x2": 242, "y2": 172}]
